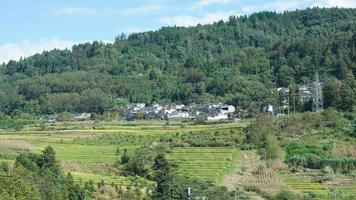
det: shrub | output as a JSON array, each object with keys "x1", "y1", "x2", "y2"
[
  {"x1": 194, "y1": 113, "x2": 207, "y2": 125},
  {"x1": 120, "y1": 149, "x2": 129, "y2": 164},
  {"x1": 274, "y1": 190, "x2": 301, "y2": 200},
  {"x1": 265, "y1": 135, "x2": 282, "y2": 160},
  {"x1": 246, "y1": 114, "x2": 278, "y2": 145},
  {"x1": 321, "y1": 108, "x2": 343, "y2": 128},
  {"x1": 57, "y1": 112, "x2": 72, "y2": 121},
  {"x1": 0, "y1": 162, "x2": 9, "y2": 174}
]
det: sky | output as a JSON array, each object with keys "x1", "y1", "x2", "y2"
[{"x1": 0, "y1": 0, "x2": 355, "y2": 63}]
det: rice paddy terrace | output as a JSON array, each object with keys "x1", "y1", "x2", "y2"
[
  {"x1": 1, "y1": 120, "x2": 355, "y2": 199},
  {"x1": 0, "y1": 121, "x2": 247, "y2": 186},
  {"x1": 279, "y1": 170, "x2": 356, "y2": 199},
  {"x1": 167, "y1": 147, "x2": 237, "y2": 183}
]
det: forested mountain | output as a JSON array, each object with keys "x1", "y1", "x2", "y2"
[{"x1": 0, "y1": 7, "x2": 355, "y2": 115}]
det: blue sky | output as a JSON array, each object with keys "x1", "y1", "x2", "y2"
[{"x1": 1, "y1": 0, "x2": 355, "y2": 63}]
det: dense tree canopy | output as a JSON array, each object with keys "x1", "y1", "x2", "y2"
[{"x1": 0, "y1": 8, "x2": 355, "y2": 115}]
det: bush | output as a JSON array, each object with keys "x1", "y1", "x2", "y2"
[
  {"x1": 120, "y1": 149, "x2": 129, "y2": 164},
  {"x1": 246, "y1": 114, "x2": 278, "y2": 145},
  {"x1": 57, "y1": 112, "x2": 72, "y2": 121},
  {"x1": 280, "y1": 112, "x2": 321, "y2": 135},
  {"x1": 265, "y1": 135, "x2": 282, "y2": 160},
  {"x1": 0, "y1": 118, "x2": 33, "y2": 131},
  {"x1": 0, "y1": 162, "x2": 10, "y2": 174},
  {"x1": 274, "y1": 190, "x2": 301, "y2": 200},
  {"x1": 321, "y1": 108, "x2": 343, "y2": 128},
  {"x1": 194, "y1": 113, "x2": 207, "y2": 125}
]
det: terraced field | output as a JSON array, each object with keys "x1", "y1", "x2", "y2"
[
  {"x1": 0, "y1": 121, "x2": 245, "y2": 188},
  {"x1": 0, "y1": 120, "x2": 248, "y2": 136},
  {"x1": 279, "y1": 171, "x2": 328, "y2": 194},
  {"x1": 32, "y1": 144, "x2": 135, "y2": 164},
  {"x1": 70, "y1": 171, "x2": 132, "y2": 186},
  {"x1": 279, "y1": 170, "x2": 356, "y2": 199},
  {"x1": 167, "y1": 147, "x2": 237, "y2": 183}
]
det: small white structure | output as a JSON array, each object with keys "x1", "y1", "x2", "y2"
[
  {"x1": 276, "y1": 87, "x2": 290, "y2": 95},
  {"x1": 207, "y1": 113, "x2": 228, "y2": 121},
  {"x1": 221, "y1": 105, "x2": 235, "y2": 115},
  {"x1": 176, "y1": 104, "x2": 185, "y2": 109},
  {"x1": 262, "y1": 104, "x2": 274, "y2": 114},
  {"x1": 48, "y1": 114, "x2": 58, "y2": 123},
  {"x1": 277, "y1": 113, "x2": 285, "y2": 118},
  {"x1": 299, "y1": 85, "x2": 311, "y2": 103},
  {"x1": 151, "y1": 103, "x2": 163, "y2": 113},
  {"x1": 74, "y1": 113, "x2": 91, "y2": 121},
  {"x1": 132, "y1": 103, "x2": 145, "y2": 111},
  {"x1": 167, "y1": 111, "x2": 190, "y2": 121}
]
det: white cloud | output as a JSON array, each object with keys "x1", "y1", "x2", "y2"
[
  {"x1": 189, "y1": 0, "x2": 232, "y2": 11},
  {"x1": 241, "y1": 0, "x2": 356, "y2": 14},
  {"x1": 312, "y1": 0, "x2": 356, "y2": 8},
  {"x1": 116, "y1": 27, "x2": 157, "y2": 35},
  {"x1": 197, "y1": 0, "x2": 232, "y2": 6},
  {"x1": 54, "y1": 7, "x2": 98, "y2": 16},
  {"x1": 241, "y1": 1, "x2": 304, "y2": 14},
  {"x1": 160, "y1": 11, "x2": 236, "y2": 27},
  {"x1": 0, "y1": 39, "x2": 77, "y2": 64},
  {"x1": 121, "y1": 4, "x2": 164, "y2": 16}
]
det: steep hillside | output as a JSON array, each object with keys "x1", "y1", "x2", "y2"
[{"x1": 0, "y1": 8, "x2": 355, "y2": 115}]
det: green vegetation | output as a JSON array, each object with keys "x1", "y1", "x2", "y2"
[
  {"x1": 70, "y1": 171, "x2": 131, "y2": 186},
  {"x1": 0, "y1": 112, "x2": 355, "y2": 199},
  {"x1": 0, "y1": 7, "x2": 355, "y2": 200},
  {"x1": 0, "y1": 121, "x2": 247, "y2": 199},
  {"x1": 0, "y1": 8, "x2": 355, "y2": 117},
  {"x1": 167, "y1": 147, "x2": 237, "y2": 183},
  {"x1": 0, "y1": 146, "x2": 95, "y2": 200}
]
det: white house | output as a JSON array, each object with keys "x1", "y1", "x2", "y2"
[
  {"x1": 299, "y1": 85, "x2": 312, "y2": 103},
  {"x1": 74, "y1": 113, "x2": 91, "y2": 121},
  {"x1": 167, "y1": 111, "x2": 190, "y2": 121},
  {"x1": 221, "y1": 105, "x2": 235, "y2": 115},
  {"x1": 207, "y1": 113, "x2": 228, "y2": 121}
]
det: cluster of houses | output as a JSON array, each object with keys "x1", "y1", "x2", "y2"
[
  {"x1": 45, "y1": 85, "x2": 314, "y2": 122},
  {"x1": 126, "y1": 103, "x2": 237, "y2": 121},
  {"x1": 275, "y1": 85, "x2": 312, "y2": 107},
  {"x1": 45, "y1": 103, "x2": 237, "y2": 123}
]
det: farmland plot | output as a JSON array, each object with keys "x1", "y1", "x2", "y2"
[{"x1": 167, "y1": 147, "x2": 237, "y2": 183}]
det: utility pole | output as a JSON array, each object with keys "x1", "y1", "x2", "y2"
[
  {"x1": 287, "y1": 96, "x2": 290, "y2": 117},
  {"x1": 312, "y1": 72, "x2": 324, "y2": 112},
  {"x1": 187, "y1": 187, "x2": 192, "y2": 200}
]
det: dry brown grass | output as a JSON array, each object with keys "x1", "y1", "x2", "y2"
[
  {"x1": 0, "y1": 140, "x2": 32, "y2": 150},
  {"x1": 0, "y1": 140, "x2": 32, "y2": 159},
  {"x1": 224, "y1": 151, "x2": 291, "y2": 198},
  {"x1": 54, "y1": 133, "x2": 100, "y2": 139},
  {"x1": 60, "y1": 161, "x2": 119, "y2": 175},
  {"x1": 331, "y1": 141, "x2": 356, "y2": 158}
]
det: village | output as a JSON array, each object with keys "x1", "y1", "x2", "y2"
[
  {"x1": 45, "y1": 85, "x2": 313, "y2": 123},
  {"x1": 125, "y1": 102, "x2": 237, "y2": 121}
]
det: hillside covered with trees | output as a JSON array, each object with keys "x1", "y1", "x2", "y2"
[{"x1": 0, "y1": 7, "x2": 355, "y2": 116}]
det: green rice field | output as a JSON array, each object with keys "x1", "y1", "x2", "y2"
[{"x1": 167, "y1": 147, "x2": 238, "y2": 183}]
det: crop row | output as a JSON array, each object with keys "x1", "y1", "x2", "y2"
[{"x1": 167, "y1": 147, "x2": 237, "y2": 183}]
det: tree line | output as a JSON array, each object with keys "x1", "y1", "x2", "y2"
[{"x1": 0, "y1": 7, "x2": 355, "y2": 117}]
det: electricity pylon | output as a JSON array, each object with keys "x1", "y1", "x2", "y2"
[{"x1": 312, "y1": 72, "x2": 324, "y2": 112}]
